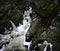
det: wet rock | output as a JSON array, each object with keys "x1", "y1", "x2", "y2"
[{"x1": 26, "y1": 18, "x2": 39, "y2": 42}]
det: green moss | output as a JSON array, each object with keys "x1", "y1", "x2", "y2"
[
  {"x1": 35, "y1": 0, "x2": 47, "y2": 9},
  {"x1": 34, "y1": 0, "x2": 58, "y2": 13},
  {"x1": 44, "y1": 3, "x2": 57, "y2": 12}
]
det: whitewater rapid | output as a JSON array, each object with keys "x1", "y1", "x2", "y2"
[
  {"x1": 10, "y1": 6, "x2": 32, "y2": 49},
  {"x1": 0, "y1": 6, "x2": 32, "y2": 51}
]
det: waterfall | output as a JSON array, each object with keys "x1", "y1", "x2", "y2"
[
  {"x1": 0, "y1": 6, "x2": 32, "y2": 51},
  {"x1": 10, "y1": 6, "x2": 32, "y2": 49},
  {"x1": 17, "y1": 6, "x2": 32, "y2": 49}
]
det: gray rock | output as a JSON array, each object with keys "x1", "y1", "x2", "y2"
[{"x1": 26, "y1": 18, "x2": 39, "y2": 41}]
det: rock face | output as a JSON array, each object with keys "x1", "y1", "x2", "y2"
[{"x1": 26, "y1": 18, "x2": 39, "y2": 41}]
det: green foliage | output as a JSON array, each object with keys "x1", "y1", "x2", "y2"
[
  {"x1": 34, "y1": 0, "x2": 58, "y2": 12},
  {"x1": 0, "y1": 0, "x2": 27, "y2": 33},
  {"x1": 35, "y1": 0, "x2": 46, "y2": 9},
  {"x1": 44, "y1": 3, "x2": 57, "y2": 12},
  {"x1": 35, "y1": 17, "x2": 60, "y2": 51}
]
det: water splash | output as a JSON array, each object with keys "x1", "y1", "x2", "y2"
[{"x1": 43, "y1": 40, "x2": 53, "y2": 51}]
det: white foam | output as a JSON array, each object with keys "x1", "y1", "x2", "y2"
[
  {"x1": 0, "y1": 7, "x2": 32, "y2": 51},
  {"x1": 43, "y1": 41, "x2": 53, "y2": 51}
]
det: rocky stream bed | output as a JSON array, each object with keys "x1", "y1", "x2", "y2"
[{"x1": 0, "y1": 0, "x2": 60, "y2": 51}]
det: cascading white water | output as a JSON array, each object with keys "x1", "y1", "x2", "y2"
[
  {"x1": 0, "y1": 6, "x2": 32, "y2": 51},
  {"x1": 17, "y1": 6, "x2": 32, "y2": 49},
  {"x1": 10, "y1": 6, "x2": 32, "y2": 49}
]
